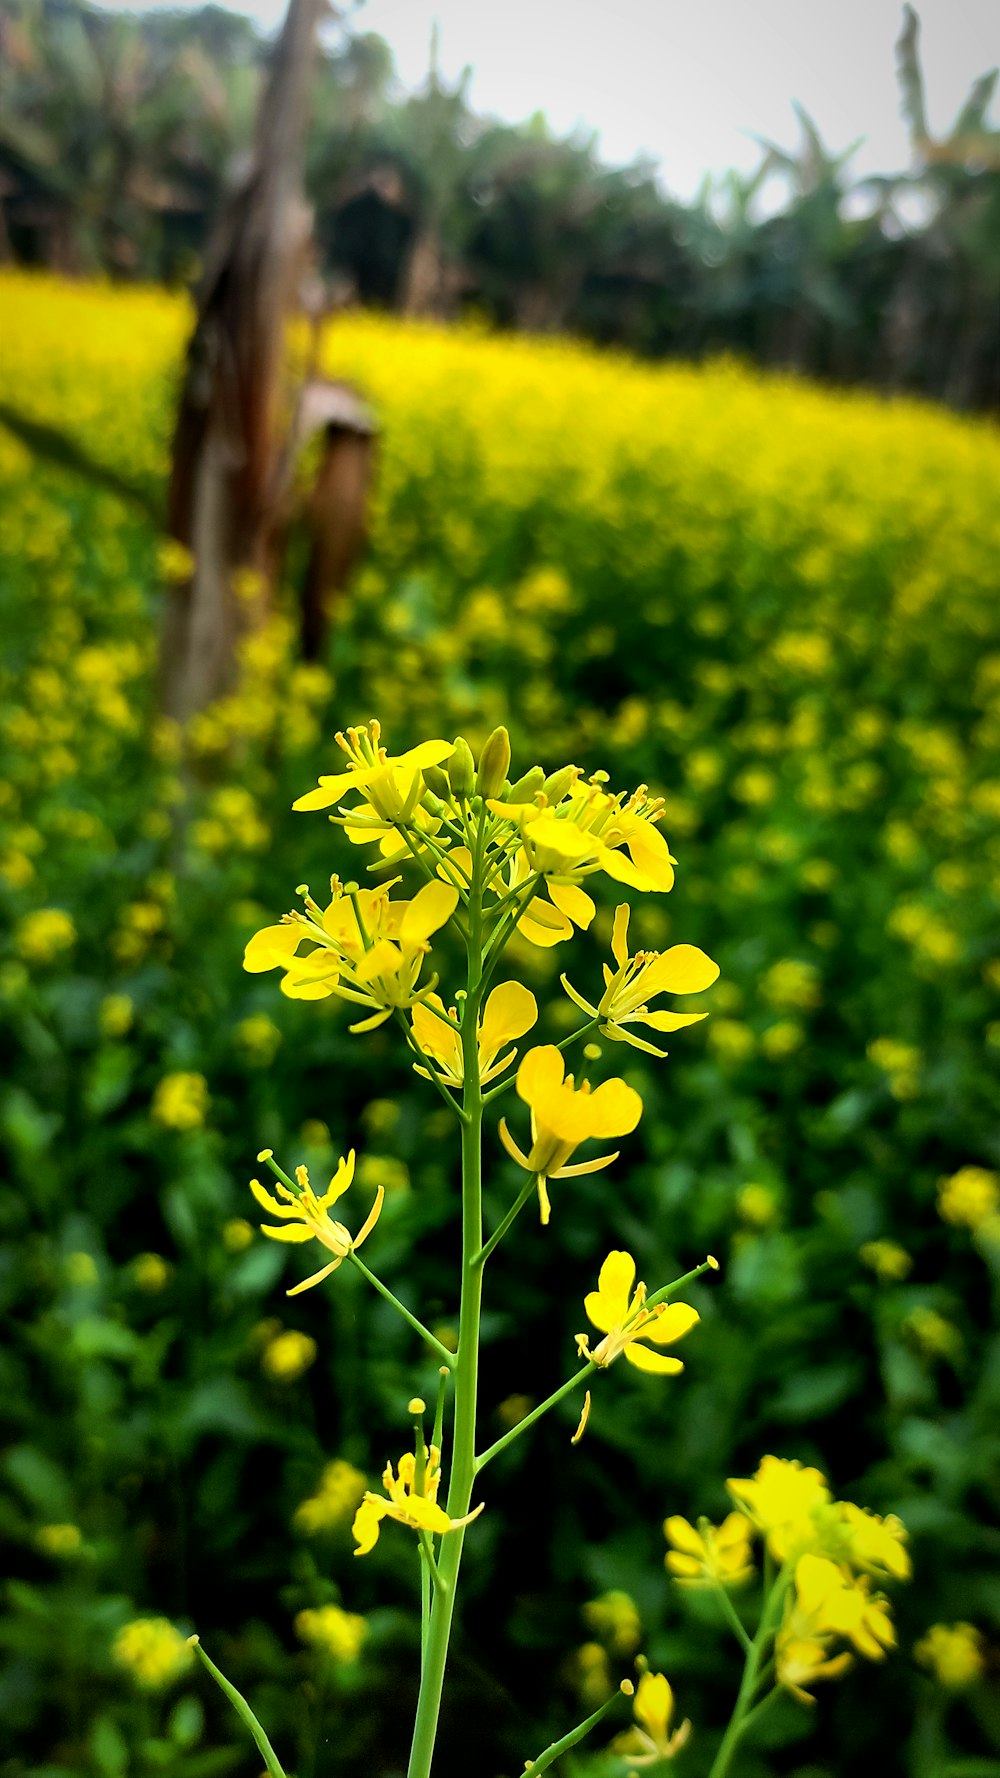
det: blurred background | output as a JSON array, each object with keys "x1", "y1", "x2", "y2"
[{"x1": 2, "y1": 1, "x2": 1000, "y2": 1775}]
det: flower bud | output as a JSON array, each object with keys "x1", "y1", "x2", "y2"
[
  {"x1": 448, "y1": 737, "x2": 475, "y2": 800},
  {"x1": 475, "y1": 726, "x2": 512, "y2": 800},
  {"x1": 422, "y1": 764, "x2": 452, "y2": 801},
  {"x1": 506, "y1": 765, "x2": 545, "y2": 803},
  {"x1": 542, "y1": 764, "x2": 580, "y2": 805}
]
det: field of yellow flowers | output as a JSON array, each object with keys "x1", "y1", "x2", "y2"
[{"x1": 2, "y1": 270, "x2": 1000, "y2": 1778}]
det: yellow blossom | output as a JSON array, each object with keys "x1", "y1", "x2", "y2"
[
  {"x1": 352, "y1": 1444, "x2": 483, "y2": 1555},
  {"x1": 498, "y1": 1045, "x2": 642, "y2": 1224},
  {"x1": 915, "y1": 1622, "x2": 985, "y2": 1690},
  {"x1": 261, "y1": 1329, "x2": 317, "y2": 1381},
  {"x1": 151, "y1": 1072, "x2": 208, "y2": 1131},
  {"x1": 582, "y1": 1589, "x2": 642, "y2": 1656},
  {"x1": 244, "y1": 876, "x2": 458, "y2": 1030},
  {"x1": 36, "y1": 1523, "x2": 83, "y2": 1558},
  {"x1": 614, "y1": 1670, "x2": 692, "y2": 1764},
  {"x1": 410, "y1": 980, "x2": 537, "y2": 1086},
  {"x1": 99, "y1": 993, "x2": 134, "y2": 1038},
  {"x1": 576, "y1": 1250, "x2": 698, "y2": 1375},
  {"x1": 222, "y1": 1218, "x2": 254, "y2": 1253},
  {"x1": 561, "y1": 904, "x2": 718, "y2": 1056},
  {"x1": 664, "y1": 1513, "x2": 755, "y2": 1588},
  {"x1": 15, "y1": 907, "x2": 76, "y2": 964},
  {"x1": 131, "y1": 1253, "x2": 171, "y2": 1292},
  {"x1": 295, "y1": 1459, "x2": 368, "y2": 1534},
  {"x1": 859, "y1": 1240, "x2": 912, "y2": 1281},
  {"x1": 295, "y1": 1604, "x2": 367, "y2": 1663},
  {"x1": 250, "y1": 1151, "x2": 384, "y2": 1295},
  {"x1": 938, "y1": 1166, "x2": 999, "y2": 1231},
  {"x1": 727, "y1": 1455, "x2": 831, "y2": 1562},
  {"x1": 292, "y1": 720, "x2": 455, "y2": 862},
  {"x1": 112, "y1": 1618, "x2": 193, "y2": 1689}
]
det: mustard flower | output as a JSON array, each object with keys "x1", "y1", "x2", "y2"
[
  {"x1": 292, "y1": 721, "x2": 454, "y2": 818},
  {"x1": 36, "y1": 1524, "x2": 83, "y2": 1558},
  {"x1": 859, "y1": 1240, "x2": 912, "y2": 1281},
  {"x1": 561, "y1": 903, "x2": 718, "y2": 1056},
  {"x1": 938, "y1": 1165, "x2": 999, "y2": 1231},
  {"x1": 614, "y1": 1670, "x2": 691, "y2": 1763},
  {"x1": 776, "y1": 1554, "x2": 896, "y2": 1705},
  {"x1": 498, "y1": 1045, "x2": 642, "y2": 1224},
  {"x1": 915, "y1": 1622, "x2": 985, "y2": 1689},
  {"x1": 494, "y1": 775, "x2": 677, "y2": 895},
  {"x1": 250, "y1": 1151, "x2": 384, "y2": 1295},
  {"x1": 262, "y1": 1329, "x2": 317, "y2": 1381},
  {"x1": 295, "y1": 1604, "x2": 367, "y2": 1663},
  {"x1": 15, "y1": 907, "x2": 76, "y2": 964},
  {"x1": 295, "y1": 1459, "x2": 368, "y2": 1535},
  {"x1": 576, "y1": 1250, "x2": 699, "y2": 1375},
  {"x1": 352, "y1": 1445, "x2": 483, "y2": 1555},
  {"x1": 113, "y1": 1618, "x2": 193, "y2": 1690},
  {"x1": 727, "y1": 1455, "x2": 831, "y2": 1563},
  {"x1": 664, "y1": 1513, "x2": 755, "y2": 1588},
  {"x1": 496, "y1": 847, "x2": 597, "y2": 948},
  {"x1": 834, "y1": 1503, "x2": 911, "y2": 1582},
  {"x1": 244, "y1": 876, "x2": 458, "y2": 1029},
  {"x1": 410, "y1": 979, "x2": 537, "y2": 1087},
  {"x1": 582, "y1": 1589, "x2": 642, "y2": 1657},
  {"x1": 151, "y1": 1071, "x2": 209, "y2": 1131}
]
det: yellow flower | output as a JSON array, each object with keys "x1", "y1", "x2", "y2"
[
  {"x1": 352, "y1": 1444, "x2": 483, "y2": 1555},
  {"x1": 576, "y1": 1250, "x2": 699, "y2": 1375},
  {"x1": 99, "y1": 993, "x2": 134, "y2": 1038},
  {"x1": 292, "y1": 721, "x2": 455, "y2": 862},
  {"x1": 295, "y1": 1604, "x2": 367, "y2": 1663},
  {"x1": 859, "y1": 1240, "x2": 912, "y2": 1281},
  {"x1": 498, "y1": 1045, "x2": 642, "y2": 1224},
  {"x1": 835, "y1": 1504, "x2": 911, "y2": 1581},
  {"x1": 261, "y1": 1329, "x2": 317, "y2": 1381},
  {"x1": 131, "y1": 1253, "x2": 171, "y2": 1293},
  {"x1": 410, "y1": 980, "x2": 537, "y2": 1086},
  {"x1": 497, "y1": 775, "x2": 678, "y2": 896},
  {"x1": 295, "y1": 1459, "x2": 368, "y2": 1534},
  {"x1": 727, "y1": 1455, "x2": 831, "y2": 1562},
  {"x1": 244, "y1": 876, "x2": 458, "y2": 1031},
  {"x1": 222, "y1": 1218, "x2": 254, "y2": 1253},
  {"x1": 151, "y1": 1072, "x2": 208, "y2": 1131},
  {"x1": 15, "y1": 907, "x2": 76, "y2": 964},
  {"x1": 582, "y1": 1589, "x2": 642, "y2": 1656},
  {"x1": 561, "y1": 903, "x2": 718, "y2": 1056},
  {"x1": 614, "y1": 1670, "x2": 691, "y2": 1763},
  {"x1": 664, "y1": 1513, "x2": 755, "y2": 1588},
  {"x1": 36, "y1": 1523, "x2": 83, "y2": 1558},
  {"x1": 915, "y1": 1622, "x2": 985, "y2": 1690},
  {"x1": 938, "y1": 1166, "x2": 999, "y2": 1230},
  {"x1": 776, "y1": 1553, "x2": 896, "y2": 1706},
  {"x1": 112, "y1": 1618, "x2": 193, "y2": 1690},
  {"x1": 250, "y1": 1151, "x2": 384, "y2": 1295}
]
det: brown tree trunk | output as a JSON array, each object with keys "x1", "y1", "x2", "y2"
[{"x1": 160, "y1": 0, "x2": 324, "y2": 721}]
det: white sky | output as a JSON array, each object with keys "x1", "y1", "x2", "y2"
[{"x1": 105, "y1": 0, "x2": 999, "y2": 199}]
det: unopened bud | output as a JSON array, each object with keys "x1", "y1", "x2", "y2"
[
  {"x1": 422, "y1": 764, "x2": 451, "y2": 800},
  {"x1": 448, "y1": 737, "x2": 475, "y2": 800},
  {"x1": 541, "y1": 764, "x2": 580, "y2": 805},
  {"x1": 506, "y1": 765, "x2": 545, "y2": 803},
  {"x1": 475, "y1": 726, "x2": 512, "y2": 800},
  {"x1": 408, "y1": 1397, "x2": 426, "y2": 1415}
]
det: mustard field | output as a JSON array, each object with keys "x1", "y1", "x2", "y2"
[{"x1": 2, "y1": 271, "x2": 1000, "y2": 1777}]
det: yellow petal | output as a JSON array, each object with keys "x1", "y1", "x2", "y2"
[
  {"x1": 411, "y1": 995, "x2": 459, "y2": 1066},
  {"x1": 639, "y1": 1010, "x2": 708, "y2": 1031},
  {"x1": 479, "y1": 981, "x2": 538, "y2": 1053},
  {"x1": 596, "y1": 1249, "x2": 636, "y2": 1322},
  {"x1": 287, "y1": 1258, "x2": 342, "y2": 1295},
  {"x1": 548, "y1": 880, "x2": 596, "y2": 929},
  {"x1": 585, "y1": 1077, "x2": 643, "y2": 1139},
  {"x1": 352, "y1": 1497, "x2": 387, "y2": 1555},
  {"x1": 397, "y1": 739, "x2": 456, "y2": 773},
  {"x1": 624, "y1": 1344, "x2": 684, "y2": 1375},
  {"x1": 664, "y1": 1515, "x2": 705, "y2": 1556},
  {"x1": 624, "y1": 820, "x2": 677, "y2": 890},
  {"x1": 516, "y1": 896, "x2": 573, "y2": 947},
  {"x1": 249, "y1": 1177, "x2": 289, "y2": 1218},
  {"x1": 583, "y1": 1289, "x2": 616, "y2": 1335},
  {"x1": 243, "y1": 924, "x2": 305, "y2": 973},
  {"x1": 516, "y1": 1045, "x2": 566, "y2": 1109},
  {"x1": 640, "y1": 944, "x2": 720, "y2": 997},
  {"x1": 293, "y1": 768, "x2": 368, "y2": 811},
  {"x1": 354, "y1": 938, "x2": 403, "y2": 984},
  {"x1": 321, "y1": 1149, "x2": 356, "y2": 1207},
  {"x1": 260, "y1": 1222, "x2": 316, "y2": 1243},
  {"x1": 644, "y1": 1302, "x2": 700, "y2": 1345},
  {"x1": 610, "y1": 904, "x2": 631, "y2": 969},
  {"x1": 354, "y1": 1183, "x2": 385, "y2": 1249},
  {"x1": 401, "y1": 879, "x2": 459, "y2": 946},
  {"x1": 634, "y1": 1670, "x2": 674, "y2": 1737}
]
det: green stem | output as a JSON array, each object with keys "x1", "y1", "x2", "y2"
[
  {"x1": 189, "y1": 1638, "x2": 286, "y2": 1778},
  {"x1": 475, "y1": 1362, "x2": 596, "y2": 1474},
  {"x1": 521, "y1": 1684, "x2": 632, "y2": 1775},
  {"x1": 472, "y1": 1175, "x2": 537, "y2": 1266},
  {"x1": 707, "y1": 1570, "x2": 790, "y2": 1778},
  {"x1": 347, "y1": 1250, "x2": 456, "y2": 1368},
  {"x1": 406, "y1": 814, "x2": 488, "y2": 1778},
  {"x1": 714, "y1": 1584, "x2": 754, "y2": 1656}
]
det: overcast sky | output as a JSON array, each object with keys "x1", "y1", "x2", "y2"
[{"x1": 105, "y1": 0, "x2": 999, "y2": 199}]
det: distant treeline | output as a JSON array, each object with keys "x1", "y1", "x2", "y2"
[{"x1": 1, "y1": 0, "x2": 998, "y2": 409}]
